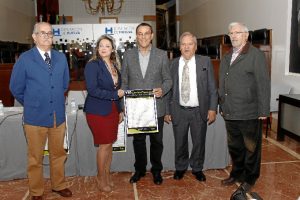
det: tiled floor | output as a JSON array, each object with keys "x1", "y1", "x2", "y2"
[{"x1": 0, "y1": 130, "x2": 299, "y2": 200}]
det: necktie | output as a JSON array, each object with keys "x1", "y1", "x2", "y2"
[
  {"x1": 44, "y1": 52, "x2": 51, "y2": 69},
  {"x1": 181, "y1": 59, "x2": 190, "y2": 103}
]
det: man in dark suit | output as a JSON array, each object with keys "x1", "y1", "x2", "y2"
[
  {"x1": 9, "y1": 22, "x2": 72, "y2": 200},
  {"x1": 121, "y1": 23, "x2": 172, "y2": 185},
  {"x1": 165, "y1": 32, "x2": 218, "y2": 182}
]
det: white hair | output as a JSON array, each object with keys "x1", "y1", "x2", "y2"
[{"x1": 228, "y1": 22, "x2": 249, "y2": 32}]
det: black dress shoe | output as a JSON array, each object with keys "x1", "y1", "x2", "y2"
[
  {"x1": 221, "y1": 177, "x2": 237, "y2": 186},
  {"x1": 152, "y1": 172, "x2": 163, "y2": 185},
  {"x1": 192, "y1": 171, "x2": 206, "y2": 181},
  {"x1": 173, "y1": 170, "x2": 186, "y2": 180},
  {"x1": 129, "y1": 171, "x2": 146, "y2": 183}
]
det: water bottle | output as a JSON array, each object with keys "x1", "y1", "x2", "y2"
[
  {"x1": 70, "y1": 98, "x2": 77, "y2": 114},
  {"x1": 0, "y1": 100, "x2": 4, "y2": 116}
]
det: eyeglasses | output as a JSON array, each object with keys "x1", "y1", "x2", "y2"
[
  {"x1": 36, "y1": 31, "x2": 54, "y2": 38},
  {"x1": 228, "y1": 31, "x2": 246, "y2": 36},
  {"x1": 137, "y1": 32, "x2": 152, "y2": 38}
]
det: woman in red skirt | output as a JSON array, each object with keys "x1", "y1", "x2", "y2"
[{"x1": 84, "y1": 35, "x2": 124, "y2": 192}]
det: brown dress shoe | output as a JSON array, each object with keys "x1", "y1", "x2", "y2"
[
  {"x1": 52, "y1": 188, "x2": 72, "y2": 197},
  {"x1": 31, "y1": 196, "x2": 43, "y2": 200},
  {"x1": 221, "y1": 177, "x2": 237, "y2": 186}
]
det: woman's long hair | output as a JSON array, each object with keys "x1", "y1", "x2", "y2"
[{"x1": 90, "y1": 35, "x2": 121, "y2": 70}]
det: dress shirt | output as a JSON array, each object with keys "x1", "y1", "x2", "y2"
[
  {"x1": 179, "y1": 56, "x2": 199, "y2": 107},
  {"x1": 138, "y1": 46, "x2": 151, "y2": 78},
  {"x1": 37, "y1": 47, "x2": 51, "y2": 61},
  {"x1": 230, "y1": 44, "x2": 244, "y2": 65}
]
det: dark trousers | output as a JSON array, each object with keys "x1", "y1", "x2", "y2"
[
  {"x1": 225, "y1": 119, "x2": 262, "y2": 185},
  {"x1": 173, "y1": 107, "x2": 207, "y2": 172},
  {"x1": 133, "y1": 116, "x2": 164, "y2": 173}
]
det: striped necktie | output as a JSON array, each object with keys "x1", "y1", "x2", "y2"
[{"x1": 44, "y1": 52, "x2": 51, "y2": 69}]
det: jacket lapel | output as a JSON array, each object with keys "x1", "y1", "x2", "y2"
[
  {"x1": 173, "y1": 58, "x2": 180, "y2": 101},
  {"x1": 33, "y1": 47, "x2": 50, "y2": 72},
  {"x1": 144, "y1": 47, "x2": 155, "y2": 80},
  {"x1": 99, "y1": 59, "x2": 115, "y2": 89},
  {"x1": 49, "y1": 49, "x2": 57, "y2": 70},
  {"x1": 195, "y1": 56, "x2": 204, "y2": 89},
  {"x1": 132, "y1": 48, "x2": 144, "y2": 79}
]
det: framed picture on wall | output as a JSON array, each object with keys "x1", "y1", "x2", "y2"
[
  {"x1": 288, "y1": 0, "x2": 300, "y2": 74},
  {"x1": 99, "y1": 17, "x2": 118, "y2": 24}
]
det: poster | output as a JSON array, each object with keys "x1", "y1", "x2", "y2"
[{"x1": 124, "y1": 90, "x2": 158, "y2": 135}]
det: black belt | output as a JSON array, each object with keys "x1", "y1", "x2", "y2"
[{"x1": 180, "y1": 106, "x2": 199, "y2": 110}]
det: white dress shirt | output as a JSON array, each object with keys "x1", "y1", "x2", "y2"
[
  {"x1": 37, "y1": 47, "x2": 51, "y2": 61},
  {"x1": 178, "y1": 56, "x2": 199, "y2": 107}
]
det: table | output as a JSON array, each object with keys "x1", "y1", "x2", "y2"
[
  {"x1": 277, "y1": 94, "x2": 300, "y2": 141},
  {"x1": 0, "y1": 108, "x2": 230, "y2": 181}
]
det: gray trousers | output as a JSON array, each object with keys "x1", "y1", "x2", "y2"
[{"x1": 172, "y1": 106, "x2": 207, "y2": 172}]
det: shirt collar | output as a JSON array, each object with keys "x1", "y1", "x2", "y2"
[
  {"x1": 233, "y1": 43, "x2": 246, "y2": 54},
  {"x1": 37, "y1": 46, "x2": 51, "y2": 58},
  {"x1": 138, "y1": 45, "x2": 152, "y2": 54},
  {"x1": 180, "y1": 55, "x2": 195, "y2": 64}
]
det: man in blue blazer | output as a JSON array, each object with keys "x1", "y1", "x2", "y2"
[
  {"x1": 165, "y1": 32, "x2": 218, "y2": 182},
  {"x1": 121, "y1": 23, "x2": 172, "y2": 185},
  {"x1": 9, "y1": 22, "x2": 72, "y2": 200}
]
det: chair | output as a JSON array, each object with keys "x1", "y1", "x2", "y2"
[
  {"x1": 172, "y1": 47, "x2": 181, "y2": 58},
  {"x1": 252, "y1": 29, "x2": 270, "y2": 45},
  {"x1": 223, "y1": 34, "x2": 231, "y2": 45},
  {"x1": 247, "y1": 30, "x2": 253, "y2": 43},
  {"x1": 266, "y1": 83, "x2": 292, "y2": 137},
  {"x1": 196, "y1": 45, "x2": 208, "y2": 56},
  {"x1": 207, "y1": 45, "x2": 220, "y2": 59}
]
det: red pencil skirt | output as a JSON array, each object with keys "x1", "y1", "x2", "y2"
[{"x1": 86, "y1": 102, "x2": 118, "y2": 144}]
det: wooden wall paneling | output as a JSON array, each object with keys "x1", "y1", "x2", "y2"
[
  {"x1": 211, "y1": 59, "x2": 220, "y2": 87},
  {"x1": 0, "y1": 64, "x2": 14, "y2": 106}
]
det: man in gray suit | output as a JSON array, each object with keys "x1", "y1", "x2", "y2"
[
  {"x1": 121, "y1": 23, "x2": 172, "y2": 185},
  {"x1": 165, "y1": 32, "x2": 218, "y2": 181}
]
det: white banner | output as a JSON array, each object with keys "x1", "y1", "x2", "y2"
[
  {"x1": 52, "y1": 24, "x2": 94, "y2": 45},
  {"x1": 93, "y1": 23, "x2": 138, "y2": 51},
  {"x1": 52, "y1": 23, "x2": 138, "y2": 48}
]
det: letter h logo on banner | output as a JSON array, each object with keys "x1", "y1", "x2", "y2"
[
  {"x1": 53, "y1": 28, "x2": 61, "y2": 36},
  {"x1": 105, "y1": 27, "x2": 113, "y2": 35}
]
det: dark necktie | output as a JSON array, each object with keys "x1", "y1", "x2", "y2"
[
  {"x1": 181, "y1": 59, "x2": 190, "y2": 103},
  {"x1": 44, "y1": 52, "x2": 51, "y2": 69}
]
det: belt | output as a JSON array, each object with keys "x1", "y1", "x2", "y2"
[{"x1": 180, "y1": 106, "x2": 199, "y2": 110}]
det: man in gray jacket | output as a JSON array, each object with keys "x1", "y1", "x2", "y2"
[
  {"x1": 219, "y1": 22, "x2": 270, "y2": 193},
  {"x1": 121, "y1": 23, "x2": 172, "y2": 185}
]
